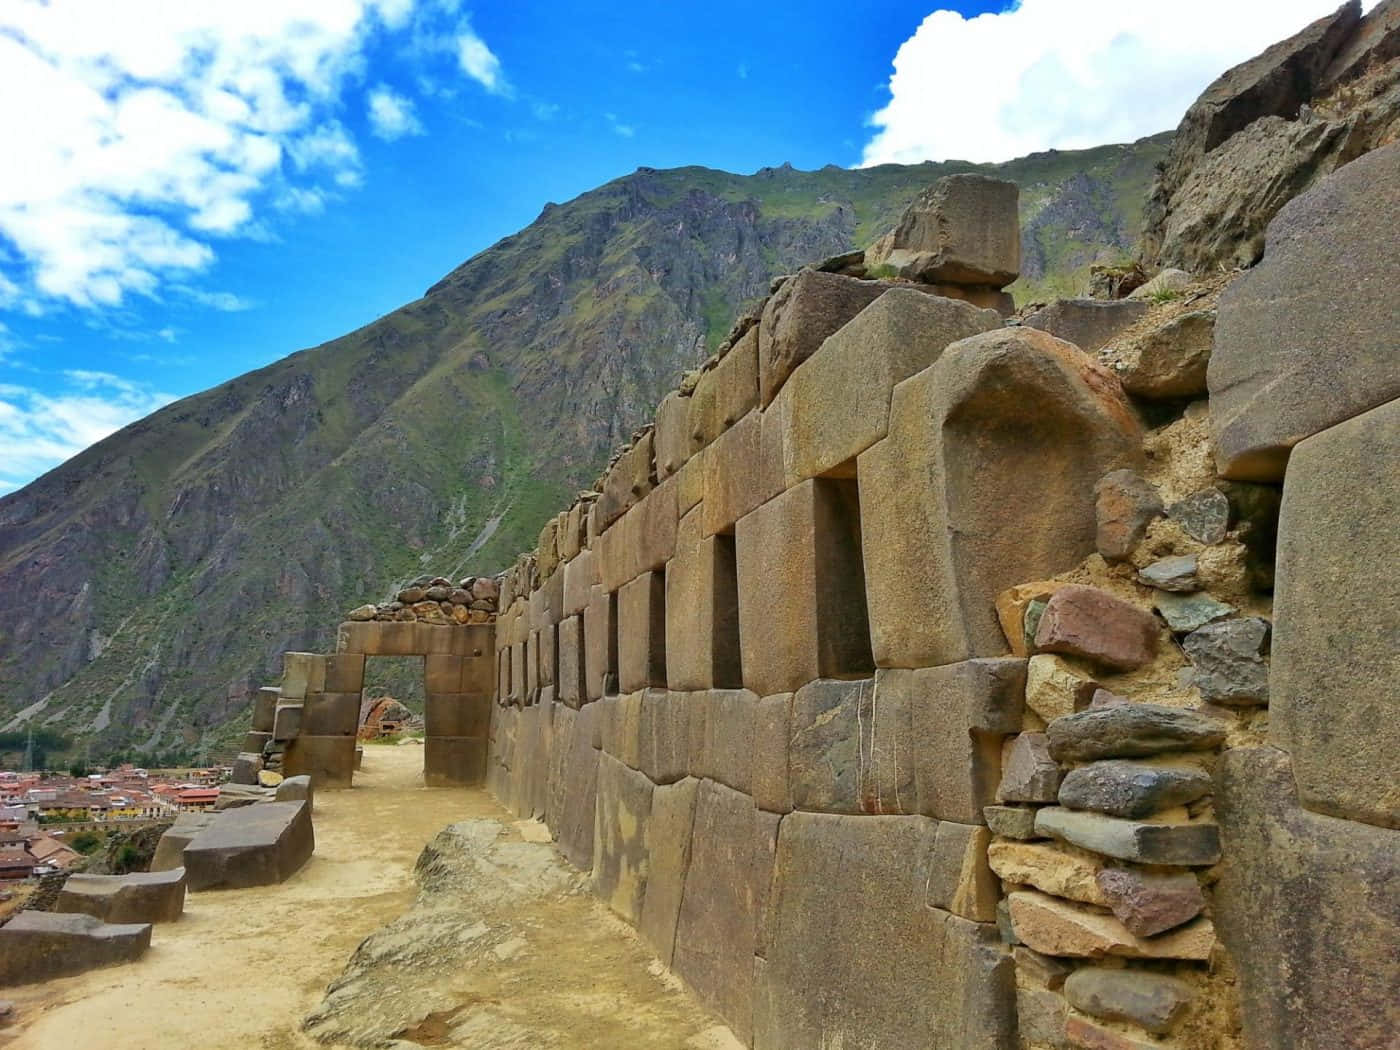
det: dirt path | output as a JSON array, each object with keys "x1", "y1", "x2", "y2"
[{"x1": 2, "y1": 745, "x2": 734, "y2": 1049}]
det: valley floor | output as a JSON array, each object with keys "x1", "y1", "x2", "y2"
[{"x1": 2, "y1": 745, "x2": 734, "y2": 1049}]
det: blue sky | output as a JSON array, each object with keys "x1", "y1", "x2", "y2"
[{"x1": 0, "y1": 0, "x2": 1365, "y2": 494}]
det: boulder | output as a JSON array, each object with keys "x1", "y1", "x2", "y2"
[
  {"x1": 1271, "y1": 398, "x2": 1400, "y2": 828},
  {"x1": 996, "y1": 733, "x2": 1062, "y2": 804},
  {"x1": 864, "y1": 174, "x2": 1020, "y2": 287},
  {"x1": 1126, "y1": 268, "x2": 1191, "y2": 301},
  {"x1": 1047, "y1": 703, "x2": 1226, "y2": 762},
  {"x1": 1137, "y1": 554, "x2": 1199, "y2": 592},
  {"x1": 756, "y1": 812, "x2": 1015, "y2": 1049},
  {"x1": 1167, "y1": 487, "x2": 1231, "y2": 545},
  {"x1": 758, "y1": 270, "x2": 889, "y2": 407},
  {"x1": 859, "y1": 328, "x2": 1142, "y2": 669},
  {"x1": 182, "y1": 800, "x2": 314, "y2": 891},
  {"x1": 1008, "y1": 891, "x2": 1216, "y2": 961},
  {"x1": 1034, "y1": 807, "x2": 1220, "y2": 866},
  {"x1": 1058, "y1": 760, "x2": 1212, "y2": 820},
  {"x1": 1154, "y1": 592, "x2": 1235, "y2": 634},
  {"x1": 55, "y1": 868, "x2": 187, "y2": 924},
  {"x1": 1142, "y1": 0, "x2": 1362, "y2": 266},
  {"x1": 0, "y1": 912, "x2": 152, "y2": 986},
  {"x1": 1024, "y1": 653, "x2": 1098, "y2": 722},
  {"x1": 1063, "y1": 967, "x2": 1193, "y2": 1036},
  {"x1": 987, "y1": 840, "x2": 1109, "y2": 907},
  {"x1": 1215, "y1": 747, "x2": 1400, "y2": 1050},
  {"x1": 1023, "y1": 299, "x2": 1150, "y2": 353},
  {"x1": 1209, "y1": 141, "x2": 1400, "y2": 480},
  {"x1": 1033, "y1": 585, "x2": 1160, "y2": 672},
  {"x1": 1093, "y1": 470, "x2": 1163, "y2": 562},
  {"x1": 275, "y1": 774, "x2": 313, "y2": 809},
  {"x1": 1095, "y1": 867, "x2": 1206, "y2": 938},
  {"x1": 1106, "y1": 309, "x2": 1215, "y2": 399},
  {"x1": 1183, "y1": 617, "x2": 1271, "y2": 706}
]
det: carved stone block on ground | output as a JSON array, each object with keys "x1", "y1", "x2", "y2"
[
  {"x1": 0, "y1": 912, "x2": 152, "y2": 987},
  {"x1": 183, "y1": 800, "x2": 314, "y2": 891},
  {"x1": 56, "y1": 868, "x2": 187, "y2": 924}
]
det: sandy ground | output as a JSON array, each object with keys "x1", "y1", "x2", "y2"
[{"x1": 1, "y1": 745, "x2": 733, "y2": 1050}]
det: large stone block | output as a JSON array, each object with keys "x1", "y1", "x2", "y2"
[
  {"x1": 676, "y1": 443, "x2": 706, "y2": 516},
  {"x1": 596, "y1": 430, "x2": 656, "y2": 529},
  {"x1": 735, "y1": 478, "x2": 874, "y2": 697},
  {"x1": 1210, "y1": 142, "x2": 1400, "y2": 480},
  {"x1": 758, "y1": 270, "x2": 889, "y2": 407},
  {"x1": 557, "y1": 613, "x2": 586, "y2": 707},
  {"x1": 690, "y1": 325, "x2": 760, "y2": 452},
  {"x1": 281, "y1": 651, "x2": 326, "y2": 700},
  {"x1": 618, "y1": 570, "x2": 667, "y2": 693},
  {"x1": 639, "y1": 776, "x2": 700, "y2": 966},
  {"x1": 756, "y1": 812, "x2": 1014, "y2": 1049},
  {"x1": 654, "y1": 389, "x2": 692, "y2": 479},
  {"x1": 555, "y1": 703, "x2": 600, "y2": 871},
  {"x1": 252, "y1": 686, "x2": 279, "y2": 732},
  {"x1": 1270, "y1": 398, "x2": 1399, "y2": 828},
  {"x1": 638, "y1": 688, "x2": 689, "y2": 785},
  {"x1": 631, "y1": 475, "x2": 679, "y2": 574},
  {"x1": 785, "y1": 288, "x2": 1000, "y2": 484},
  {"x1": 593, "y1": 753, "x2": 655, "y2": 924},
  {"x1": 323, "y1": 653, "x2": 365, "y2": 693},
  {"x1": 665, "y1": 505, "x2": 742, "y2": 691},
  {"x1": 1215, "y1": 746, "x2": 1400, "y2": 1050},
  {"x1": 150, "y1": 812, "x2": 215, "y2": 871},
  {"x1": 703, "y1": 409, "x2": 777, "y2": 536},
  {"x1": 562, "y1": 546, "x2": 598, "y2": 618},
  {"x1": 673, "y1": 779, "x2": 764, "y2": 1043},
  {"x1": 283, "y1": 735, "x2": 356, "y2": 788},
  {"x1": 0, "y1": 912, "x2": 152, "y2": 987},
  {"x1": 56, "y1": 868, "x2": 187, "y2": 924},
  {"x1": 424, "y1": 692, "x2": 491, "y2": 738},
  {"x1": 584, "y1": 584, "x2": 617, "y2": 701},
  {"x1": 696, "y1": 689, "x2": 757, "y2": 795},
  {"x1": 751, "y1": 692, "x2": 793, "y2": 813},
  {"x1": 529, "y1": 565, "x2": 564, "y2": 628},
  {"x1": 864, "y1": 174, "x2": 1020, "y2": 287},
  {"x1": 301, "y1": 692, "x2": 360, "y2": 736},
  {"x1": 884, "y1": 658, "x2": 1026, "y2": 824},
  {"x1": 789, "y1": 677, "x2": 914, "y2": 815},
  {"x1": 183, "y1": 801, "x2": 314, "y2": 890},
  {"x1": 859, "y1": 327, "x2": 1142, "y2": 668},
  {"x1": 272, "y1": 702, "x2": 303, "y2": 741},
  {"x1": 336, "y1": 620, "x2": 419, "y2": 655},
  {"x1": 1023, "y1": 299, "x2": 1150, "y2": 353}
]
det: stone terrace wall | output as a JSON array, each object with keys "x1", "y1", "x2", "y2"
[{"x1": 484, "y1": 151, "x2": 1398, "y2": 1050}]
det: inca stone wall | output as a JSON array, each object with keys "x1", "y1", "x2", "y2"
[{"x1": 484, "y1": 133, "x2": 1398, "y2": 1050}]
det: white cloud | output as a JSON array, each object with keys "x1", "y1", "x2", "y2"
[
  {"x1": 863, "y1": 0, "x2": 1381, "y2": 166},
  {"x1": 0, "y1": 370, "x2": 176, "y2": 493},
  {"x1": 605, "y1": 113, "x2": 636, "y2": 138},
  {"x1": 0, "y1": 0, "x2": 411, "y2": 311},
  {"x1": 173, "y1": 286, "x2": 254, "y2": 312},
  {"x1": 457, "y1": 23, "x2": 509, "y2": 95},
  {"x1": 367, "y1": 84, "x2": 425, "y2": 139}
]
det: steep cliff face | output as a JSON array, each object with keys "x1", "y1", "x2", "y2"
[{"x1": 0, "y1": 138, "x2": 1168, "y2": 763}]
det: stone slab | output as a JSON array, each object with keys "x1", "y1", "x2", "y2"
[
  {"x1": 1270, "y1": 397, "x2": 1400, "y2": 828},
  {"x1": 183, "y1": 801, "x2": 314, "y2": 891},
  {"x1": 283, "y1": 734, "x2": 356, "y2": 789},
  {"x1": 55, "y1": 868, "x2": 187, "y2": 924},
  {"x1": 756, "y1": 811, "x2": 1015, "y2": 1049},
  {"x1": 0, "y1": 912, "x2": 152, "y2": 987},
  {"x1": 638, "y1": 776, "x2": 700, "y2": 966},
  {"x1": 425, "y1": 735, "x2": 488, "y2": 787},
  {"x1": 593, "y1": 753, "x2": 654, "y2": 924}
]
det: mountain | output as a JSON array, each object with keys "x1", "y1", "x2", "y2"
[{"x1": 0, "y1": 133, "x2": 1170, "y2": 766}]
